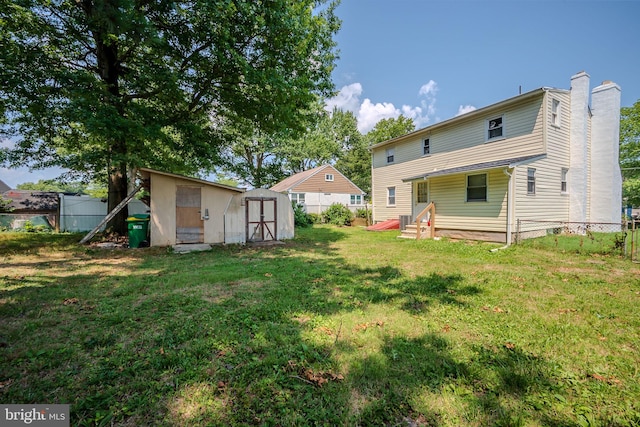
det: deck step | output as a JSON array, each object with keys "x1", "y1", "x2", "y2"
[{"x1": 399, "y1": 223, "x2": 430, "y2": 239}]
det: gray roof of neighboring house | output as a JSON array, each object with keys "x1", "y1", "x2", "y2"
[
  {"x1": 402, "y1": 154, "x2": 545, "y2": 182},
  {"x1": 0, "y1": 179, "x2": 10, "y2": 193},
  {"x1": 1, "y1": 190, "x2": 59, "y2": 212}
]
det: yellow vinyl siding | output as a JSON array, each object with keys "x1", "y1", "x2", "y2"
[
  {"x1": 372, "y1": 92, "x2": 545, "y2": 223},
  {"x1": 429, "y1": 169, "x2": 508, "y2": 231},
  {"x1": 514, "y1": 91, "x2": 571, "y2": 226}
]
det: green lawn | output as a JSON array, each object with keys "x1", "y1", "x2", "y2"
[{"x1": 1, "y1": 226, "x2": 639, "y2": 426}]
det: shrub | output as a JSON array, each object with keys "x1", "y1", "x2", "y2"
[
  {"x1": 292, "y1": 202, "x2": 312, "y2": 227},
  {"x1": 322, "y1": 203, "x2": 354, "y2": 226},
  {"x1": 355, "y1": 207, "x2": 372, "y2": 222},
  {"x1": 308, "y1": 213, "x2": 323, "y2": 224}
]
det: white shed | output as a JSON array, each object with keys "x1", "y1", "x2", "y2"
[{"x1": 139, "y1": 168, "x2": 294, "y2": 247}]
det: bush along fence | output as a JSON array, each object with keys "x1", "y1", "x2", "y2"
[{"x1": 515, "y1": 219, "x2": 639, "y2": 261}]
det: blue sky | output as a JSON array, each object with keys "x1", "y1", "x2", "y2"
[
  {"x1": 2, "y1": 0, "x2": 639, "y2": 188},
  {"x1": 327, "y1": 0, "x2": 640, "y2": 133}
]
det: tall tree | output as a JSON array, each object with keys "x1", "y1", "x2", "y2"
[
  {"x1": 1, "y1": 0, "x2": 340, "y2": 233},
  {"x1": 620, "y1": 100, "x2": 640, "y2": 207}
]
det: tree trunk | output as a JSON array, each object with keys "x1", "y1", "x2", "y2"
[{"x1": 107, "y1": 162, "x2": 129, "y2": 235}]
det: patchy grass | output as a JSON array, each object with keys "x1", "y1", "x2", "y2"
[{"x1": 1, "y1": 227, "x2": 639, "y2": 426}]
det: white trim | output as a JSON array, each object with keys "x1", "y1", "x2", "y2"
[{"x1": 485, "y1": 115, "x2": 505, "y2": 142}]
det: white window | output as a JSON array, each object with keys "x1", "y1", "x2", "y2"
[
  {"x1": 325, "y1": 173, "x2": 334, "y2": 182},
  {"x1": 487, "y1": 116, "x2": 504, "y2": 140},
  {"x1": 350, "y1": 194, "x2": 362, "y2": 205},
  {"x1": 466, "y1": 173, "x2": 487, "y2": 202},
  {"x1": 291, "y1": 193, "x2": 305, "y2": 204},
  {"x1": 417, "y1": 182, "x2": 429, "y2": 203},
  {"x1": 561, "y1": 168, "x2": 568, "y2": 193},
  {"x1": 527, "y1": 168, "x2": 536, "y2": 195},
  {"x1": 551, "y1": 99, "x2": 561, "y2": 127},
  {"x1": 387, "y1": 187, "x2": 396, "y2": 206},
  {"x1": 386, "y1": 148, "x2": 395, "y2": 164},
  {"x1": 423, "y1": 138, "x2": 430, "y2": 155}
]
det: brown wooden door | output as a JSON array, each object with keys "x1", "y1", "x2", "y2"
[{"x1": 176, "y1": 186, "x2": 203, "y2": 244}]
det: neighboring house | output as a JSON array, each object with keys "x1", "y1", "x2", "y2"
[
  {"x1": 370, "y1": 71, "x2": 621, "y2": 243},
  {"x1": 0, "y1": 190, "x2": 59, "y2": 230},
  {"x1": 139, "y1": 168, "x2": 293, "y2": 247},
  {"x1": 270, "y1": 165, "x2": 366, "y2": 214},
  {"x1": 0, "y1": 179, "x2": 10, "y2": 193}
]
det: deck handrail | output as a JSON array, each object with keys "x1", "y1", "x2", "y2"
[{"x1": 415, "y1": 202, "x2": 435, "y2": 240}]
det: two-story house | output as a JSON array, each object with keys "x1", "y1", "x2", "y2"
[
  {"x1": 271, "y1": 164, "x2": 366, "y2": 215},
  {"x1": 370, "y1": 71, "x2": 621, "y2": 243}
]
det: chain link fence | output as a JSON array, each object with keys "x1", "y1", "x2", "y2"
[{"x1": 515, "y1": 219, "x2": 639, "y2": 261}]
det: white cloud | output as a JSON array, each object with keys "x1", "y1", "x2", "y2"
[
  {"x1": 325, "y1": 83, "x2": 363, "y2": 113},
  {"x1": 357, "y1": 99, "x2": 400, "y2": 133},
  {"x1": 456, "y1": 105, "x2": 477, "y2": 116},
  {"x1": 326, "y1": 80, "x2": 440, "y2": 134}
]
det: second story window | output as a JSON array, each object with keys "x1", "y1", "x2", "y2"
[
  {"x1": 423, "y1": 138, "x2": 430, "y2": 155},
  {"x1": 527, "y1": 168, "x2": 536, "y2": 195},
  {"x1": 325, "y1": 173, "x2": 334, "y2": 182},
  {"x1": 487, "y1": 116, "x2": 503, "y2": 140},
  {"x1": 386, "y1": 147, "x2": 395, "y2": 164},
  {"x1": 551, "y1": 99, "x2": 561, "y2": 127}
]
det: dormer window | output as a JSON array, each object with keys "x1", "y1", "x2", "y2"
[
  {"x1": 487, "y1": 116, "x2": 504, "y2": 140},
  {"x1": 325, "y1": 173, "x2": 334, "y2": 182}
]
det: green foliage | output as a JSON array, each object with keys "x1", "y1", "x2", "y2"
[
  {"x1": 0, "y1": 195, "x2": 12, "y2": 213},
  {"x1": 365, "y1": 115, "x2": 415, "y2": 145},
  {"x1": 621, "y1": 100, "x2": 640, "y2": 206},
  {"x1": 1, "y1": 0, "x2": 340, "y2": 232},
  {"x1": 292, "y1": 202, "x2": 312, "y2": 227},
  {"x1": 308, "y1": 212, "x2": 323, "y2": 224},
  {"x1": 355, "y1": 207, "x2": 372, "y2": 221},
  {"x1": 322, "y1": 203, "x2": 354, "y2": 226}
]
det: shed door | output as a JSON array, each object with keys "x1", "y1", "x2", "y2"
[
  {"x1": 176, "y1": 186, "x2": 203, "y2": 244},
  {"x1": 246, "y1": 197, "x2": 277, "y2": 242}
]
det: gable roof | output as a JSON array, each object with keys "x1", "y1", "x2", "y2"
[
  {"x1": 0, "y1": 179, "x2": 10, "y2": 193},
  {"x1": 270, "y1": 165, "x2": 365, "y2": 194},
  {"x1": 402, "y1": 154, "x2": 545, "y2": 182},
  {"x1": 138, "y1": 168, "x2": 245, "y2": 193}
]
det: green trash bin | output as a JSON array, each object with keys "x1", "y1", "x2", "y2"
[{"x1": 126, "y1": 214, "x2": 150, "y2": 248}]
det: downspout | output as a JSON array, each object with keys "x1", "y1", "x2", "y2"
[{"x1": 492, "y1": 167, "x2": 514, "y2": 252}]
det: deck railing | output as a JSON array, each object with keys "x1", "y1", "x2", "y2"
[{"x1": 415, "y1": 202, "x2": 435, "y2": 240}]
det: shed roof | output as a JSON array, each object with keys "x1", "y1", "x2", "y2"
[
  {"x1": 401, "y1": 154, "x2": 545, "y2": 182},
  {"x1": 139, "y1": 168, "x2": 245, "y2": 193}
]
